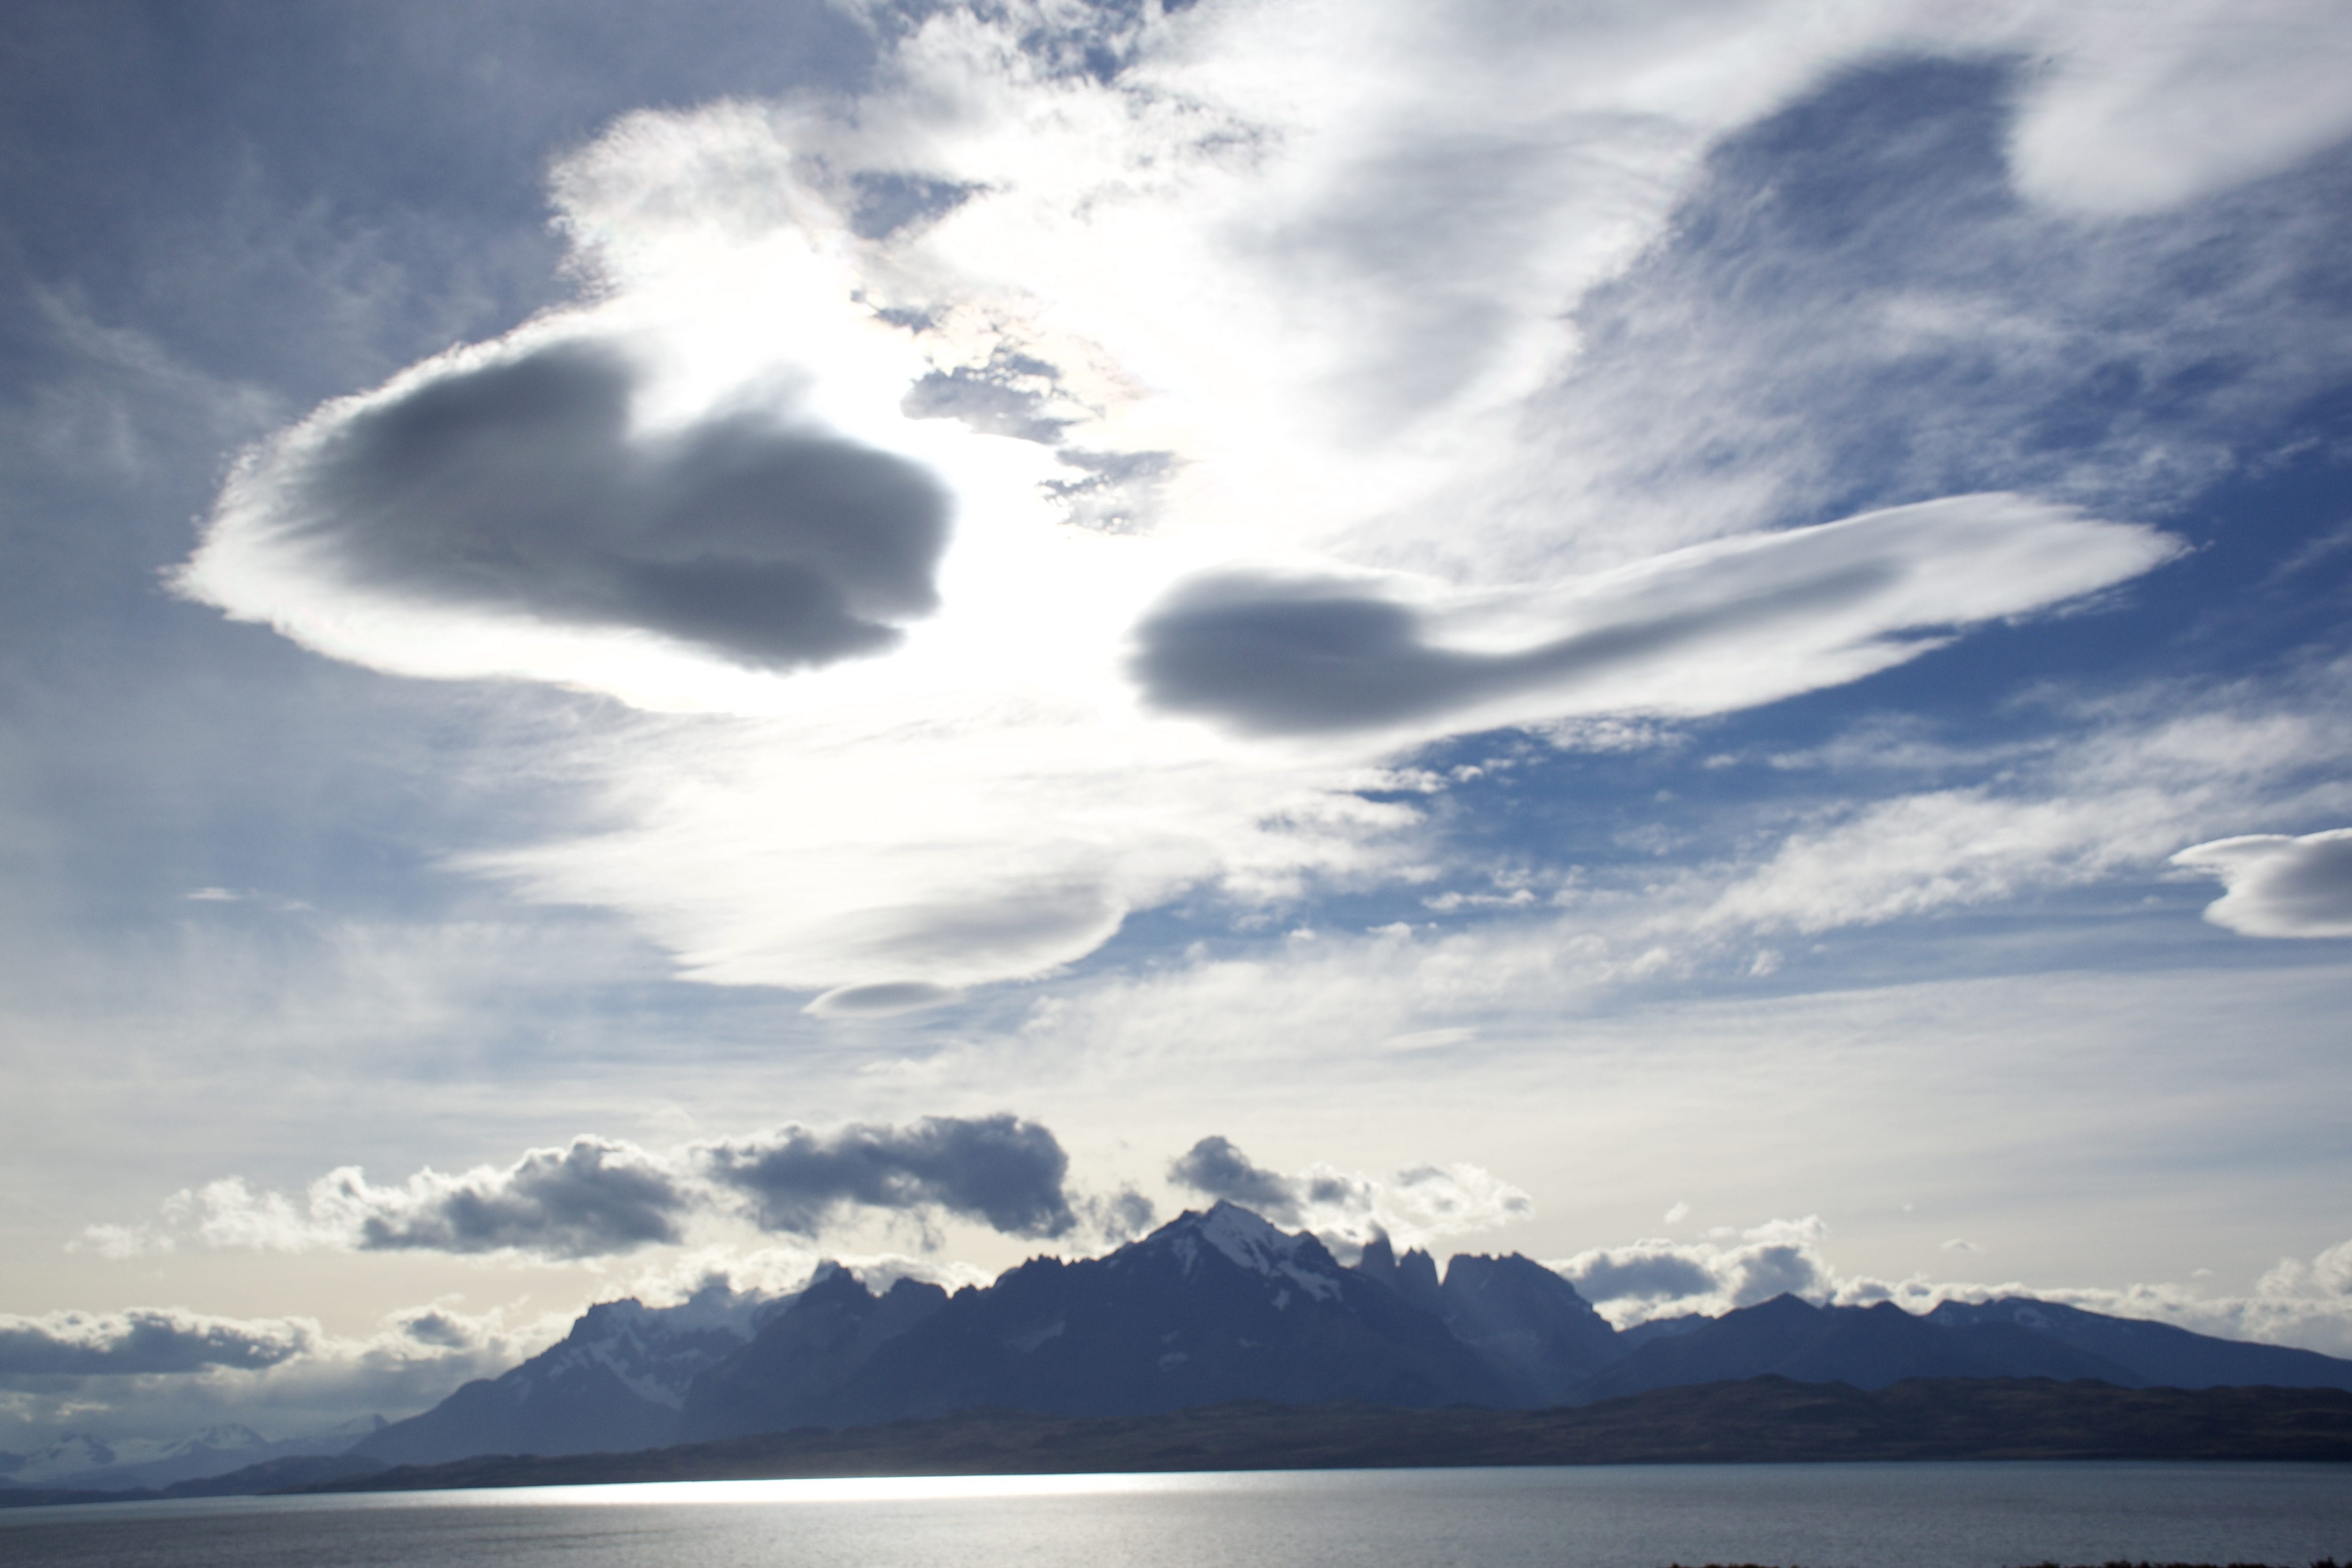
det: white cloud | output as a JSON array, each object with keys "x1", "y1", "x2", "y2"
[
  {"x1": 2173, "y1": 828, "x2": 2352, "y2": 938},
  {"x1": 1551, "y1": 1216, "x2": 1835, "y2": 1324},
  {"x1": 972, "y1": 662, "x2": 2352, "y2": 1080},
  {"x1": 2002, "y1": 0, "x2": 2352, "y2": 215},
  {"x1": 167, "y1": 1, "x2": 2276, "y2": 999},
  {"x1": 1701, "y1": 670, "x2": 2352, "y2": 939},
  {"x1": 1167, "y1": 1133, "x2": 1532, "y2": 1250}
]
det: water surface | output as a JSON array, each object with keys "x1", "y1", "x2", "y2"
[{"x1": 4, "y1": 1461, "x2": 2348, "y2": 1568}]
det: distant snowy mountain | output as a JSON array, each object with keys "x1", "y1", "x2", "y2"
[
  {"x1": 0, "y1": 1415, "x2": 389, "y2": 1491},
  {"x1": 0, "y1": 1434, "x2": 122, "y2": 1486},
  {"x1": 353, "y1": 1279, "x2": 783, "y2": 1468},
  {"x1": 1587, "y1": 1292, "x2": 2352, "y2": 1401},
  {"x1": 1925, "y1": 1296, "x2": 2352, "y2": 1390}
]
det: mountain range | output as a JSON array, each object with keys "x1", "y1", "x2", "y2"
[
  {"x1": 341, "y1": 1202, "x2": 2352, "y2": 1468},
  {"x1": 21, "y1": 1202, "x2": 2352, "y2": 1487}
]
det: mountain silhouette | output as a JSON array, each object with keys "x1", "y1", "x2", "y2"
[{"x1": 342, "y1": 1203, "x2": 2352, "y2": 1467}]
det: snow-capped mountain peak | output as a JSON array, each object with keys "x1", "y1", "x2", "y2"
[
  {"x1": 8, "y1": 1433, "x2": 118, "y2": 1482},
  {"x1": 163, "y1": 1424, "x2": 266, "y2": 1457},
  {"x1": 1155, "y1": 1202, "x2": 1343, "y2": 1303}
]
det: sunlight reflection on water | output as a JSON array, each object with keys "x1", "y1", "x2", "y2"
[
  {"x1": 424, "y1": 1470, "x2": 1220, "y2": 1508},
  {"x1": 4, "y1": 1462, "x2": 2348, "y2": 1568}
]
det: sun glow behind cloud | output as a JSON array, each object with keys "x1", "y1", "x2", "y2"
[{"x1": 170, "y1": 0, "x2": 2340, "y2": 1002}]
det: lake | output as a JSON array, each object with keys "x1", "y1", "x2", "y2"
[{"x1": 3, "y1": 1462, "x2": 2348, "y2": 1567}]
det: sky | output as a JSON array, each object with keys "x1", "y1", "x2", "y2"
[{"x1": 5, "y1": 0, "x2": 2352, "y2": 1449}]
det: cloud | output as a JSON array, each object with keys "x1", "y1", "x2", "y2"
[
  {"x1": 153, "y1": 1140, "x2": 697, "y2": 1260},
  {"x1": 186, "y1": 338, "x2": 951, "y2": 673},
  {"x1": 0, "y1": 1297, "x2": 572, "y2": 1447},
  {"x1": 1550, "y1": 1222, "x2": 2352, "y2": 1359},
  {"x1": 0, "y1": 1310, "x2": 311, "y2": 1378},
  {"x1": 1133, "y1": 496, "x2": 2177, "y2": 739},
  {"x1": 111, "y1": 1116, "x2": 1087, "y2": 1260},
  {"x1": 1551, "y1": 1217, "x2": 1834, "y2": 1322},
  {"x1": 1838, "y1": 1232, "x2": 2352, "y2": 1362},
  {"x1": 2173, "y1": 828, "x2": 2352, "y2": 938},
  {"x1": 1561, "y1": 1248, "x2": 1719, "y2": 1306},
  {"x1": 2004, "y1": 0, "x2": 2352, "y2": 215},
  {"x1": 1505, "y1": 50, "x2": 2352, "y2": 564},
  {"x1": 1080, "y1": 1186, "x2": 1160, "y2": 1244},
  {"x1": 1168, "y1": 1136, "x2": 1302, "y2": 1223},
  {"x1": 697, "y1": 1114, "x2": 1076, "y2": 1238},
  {"x1": 316, "y1": 1138, "x2": 695, "y2": 1258},
  {"x1": 1701, "y1": 667, "x2": 2352, "y2": 939},
  {"x1": 159, "y1": 1, "x2": 2334, "y2": 1001},
  {"x1": 803, "y1": 981, "x2": 962, "y2": 1017},
  {"x1": 1166, "y1": 1135, "x2": 1531, "y2": 1248}
]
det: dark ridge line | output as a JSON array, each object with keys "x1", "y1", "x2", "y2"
[{"x1": 295, "y1": 1377, "x2": 2352, "y2": 1498}]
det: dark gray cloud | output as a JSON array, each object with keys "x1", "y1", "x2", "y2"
[
  {"x1": 1725, "y1": 1242, "x2": 1828, "y2": 1305},
  {"x1": 1083, "y1": 1186, "x2": 1160, "y2": 1242},
  {"x1": 697, "y1": 1114, "x2": 1076, "y2": 1237},
  {"x1": 269, "y1": 339, "x2": 950, "y2": 669},
  {"x1": 394, "y1": 1312, "x2": 475, "y2": 1351},
  {"x1": 0, "y1": 1310, "x2": 309, "y2": 1377},
  {"x1": 339, "y1": 1136, "x2": 692, "y2": 1259},
  {"x1": 1563, "y1": 1251, "x2": 1720, "y2": 1304},
  {"x1": 1556, "y1": 1230, "x2": 1830, "y2": 1308},
  {"x1": 2175, "y1": 828, "x2": 2352, "y2": 938},
  {"x1": 1130, "y1": 561, "x2": 1895, "y2": 735},
  {"x1": 1167, "y1": 1135, "x2": 1303, "y2": 1224}
]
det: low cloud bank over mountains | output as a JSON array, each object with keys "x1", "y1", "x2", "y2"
[
  {"x1": 15, "y1": 1199, "x2": 2352, "y2": 1496},
  {"x1": 311, "y1": 1204, "x2": 2352, "y2": 1475}
]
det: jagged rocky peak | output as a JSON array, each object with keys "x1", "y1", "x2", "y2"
[
  {"x1": 573, "y1": 1277, "x2": 776, "y2": 1344},
  {"x1": 795, "y1": 1261, "x2": 873, "y2": 1303},
  {"x1": 1354, "y1": 1233, "x2": 1443, "y2": 1310},
  {"x1": 785, "y1": 1262, "x2": 952, "y2": 1314}
]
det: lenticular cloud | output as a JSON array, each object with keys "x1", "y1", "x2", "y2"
[
  {"x1": 252, "y1": 339, "x2": 951, "y2": 672},
  {"x1": 2174, "y1": 829, "x2": 2352, "y2": 938},
  {"x1": 175, "y1": 1, "x2": 2210, "y2": 998}
]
